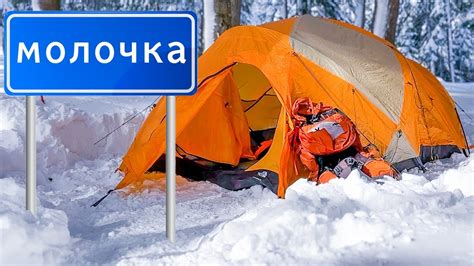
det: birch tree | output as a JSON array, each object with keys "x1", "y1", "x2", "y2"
[
  {"x1": 371, "y1": 0, "x2": 399, "y2": 44},
  {"x1": 203, "y1": 0, "x2": 216, "y2": 50},
  {"x1": 372, "y1": 0, "x2": 389, "y2": 37},
  {"x1": 204, "y1": 0, "x2": 241, "y2": 50},
  {"x1": 445, "y1": 0, "x2": 455, "y2": 82}
]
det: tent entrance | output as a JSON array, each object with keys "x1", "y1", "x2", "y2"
[
  {"x1": 233, "y1": 63, "x2": 281, "y2": 134},
  {"x1": 232, "y1": 63, "x2": 282, "y2": 168},
  {"x1": 173, "y1": 62, "x2": 283, "y2": 170},
  {"x1": 147, "y1": 63, "x2": 282, "y2": 187}
]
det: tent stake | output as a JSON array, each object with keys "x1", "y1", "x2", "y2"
[
  {"x1": 26, "y1": 96, "x2": 36, "y2": 215},
  {"x1": 166, "y1": 96, "x2": 176, "y2": 243}
]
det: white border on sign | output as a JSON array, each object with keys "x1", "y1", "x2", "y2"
[{"x1": 5, "y1": 13, "x2": 196, "y2": 94}]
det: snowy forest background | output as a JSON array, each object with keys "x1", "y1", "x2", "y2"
[{"x1": 1, "y1": 0, "x2": 472, "y2": 82}]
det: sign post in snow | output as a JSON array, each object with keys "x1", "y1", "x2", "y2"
[
  {"x1": 26, "y1": 96, "x2": 36, "y2": 214},
  {"x1": 166, "y1": 96, "x2": 176, "y2": 242},
  {"x1": 4, "y1": 11, "x2": 197, "y2": 242}
]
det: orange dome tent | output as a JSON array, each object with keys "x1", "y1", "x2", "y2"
[{"x1": 116, "y1": 15, "x2": 469, "y2": 197}]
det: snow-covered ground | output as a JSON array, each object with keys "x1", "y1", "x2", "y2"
[{"x1": 0, "y1": 52, "x2": 473, "y2": 264}]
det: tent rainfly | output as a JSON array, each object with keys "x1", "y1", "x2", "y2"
[{"x1": 115, "y1": 15, "x2": 469, "y2": 197}]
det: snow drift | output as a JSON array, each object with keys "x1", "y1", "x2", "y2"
[
  {"x1": 0, "y1": 83, "x2": 473, "y2": 265},
  {"x1": 119, "y1": 158, "x2": 473, "y2": 265},
  {"x1": 0, "y1": 96, "x2": 147, "y2": 184},
  {"x1": 0, "y1": 178, "x2": 71, "y2": 265}
]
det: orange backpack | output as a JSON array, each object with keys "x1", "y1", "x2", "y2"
[{"x1": 290, "y1": 98, "x2": 361, "y2": 178}]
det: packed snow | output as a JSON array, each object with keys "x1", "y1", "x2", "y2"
[
  {"x1": 0, "y1": 178, "x2": 71, "y2": 265},
  {"x1": 0, "y1": 61, "x2": 473, "y2": 264}
]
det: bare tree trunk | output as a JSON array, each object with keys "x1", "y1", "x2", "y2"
[
  {"x1": 204, "y1": 0, "x2": 241, "y2": 50},
  {"x1": 355, "y1": 0, "x2": 366, "y2": 28},
  {"x1": 215, "y1": 0, "x2": 241, "y2": 35},
  {"x1": 281, "y1": 0, "x2": 288, "y2": 19},
  {"x1": 32, "y1": 0, "x2": 60, "y2": 10},
  {"x1": 371, "y1": 0, "x2": 389, "y2": 37},
  {"x1": 385, "y1": 0, "x2": 399, "y2": 44},
  {"x1": 445, "y1": 0, "x2": 455, "y2": 82},
  {"x1": 203, "y1": 0, "x2": 216, "y2": 50},
  {"x1": 371, "y1": 0, "x2": 399, "y2": 44}
]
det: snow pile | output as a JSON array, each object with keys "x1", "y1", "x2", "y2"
[
  {"x1": 0, "y1": 178, "x2": 71, "y2": 265},
  {"x1": 0, "y1": 96, "x2": 148, "y2": 184},
  {"x1": 431, "y1": 157, "x2": 474, "y2": 196},
  {"x1": 0, "y1": 97, "x2": 26, "y2": 176},
  {"x1": 0, "y1": 95, "x2": 152, "y2": 263},
  {"x1": 126, "y1": 163, "x2": 470, "y2": 265}
]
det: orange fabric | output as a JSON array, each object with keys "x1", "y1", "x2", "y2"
[
  {"x1": 291, "y1": 97, "x2": 326, "y2": 122},
  {"x1": 116, "y1": 16, "x2": 467, "y2": 198},
  {"x1": 255, "y1": 140, "x2": 273, "y2": 158},
  {"x1": 298, "y1": 145, "x2": 319, "y2": 175},
  {"x1": 289, "y1": 98, "x2": 362, "y2": 180},
  {"x1": 116, "y1": 71, "x2": 236, "y2": 189},
  {"x1": 317, "y1": 170, "x2": 337, "y2": 184},
  {"x1": 278, "y1": 116, "x2": 299, "y2": 197},
  {"x1": 362, "y1": 145, "x2": 382, "y2": 159},
  {"x1": 392, "y1": 51, "x2": 422, "y2": 156},
  {"x1": 362, "y1": 159, "x2": 395, "y2": 178},
  {"x1": 299, "y1": 125, "x2": 334, "y2": 154},
  {"x1": 407, "y1": 59, "x2": 467, "y2": 149},
  {"x1": 299, "y1": 112, "x2": 359, "y2": 156},
  {"x1": 248, "y1": 107, "x2": 286, "y2": 174},
  {"x1": 259, "y1": 17, "x2": 297, "y2": 35},
  {"x1": 356, "y1": 151, "x2": 395, "y2": 178},
  {"x1": 177, "y1": 71, "x2": 254, "y2": 164}
]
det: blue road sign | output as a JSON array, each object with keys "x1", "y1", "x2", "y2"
[{"x1": 4, "y1": 12, "x2": 197, "y2": 95}]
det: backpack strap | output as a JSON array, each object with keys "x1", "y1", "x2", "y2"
[{"x1": 333, "y1": 156, "x2": 363, "y2": 179}]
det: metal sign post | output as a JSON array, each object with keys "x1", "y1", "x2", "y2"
[
  {"x1": 5, "y1": 11, "x2": 197, "y2": 242},
  {"x1": 26, "y1": 96, "x2": 36, "y2": 215},
  {"x1": 166, "y1": 96, "x2": 176, "y2": 242}
]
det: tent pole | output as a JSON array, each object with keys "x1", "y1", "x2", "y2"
[
  {"x1": 26, "y1": 96, "x2": 36, "y2": 215},
  {"x1": 166, "y1": 96, "x2": 176, "y2": 243}
]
